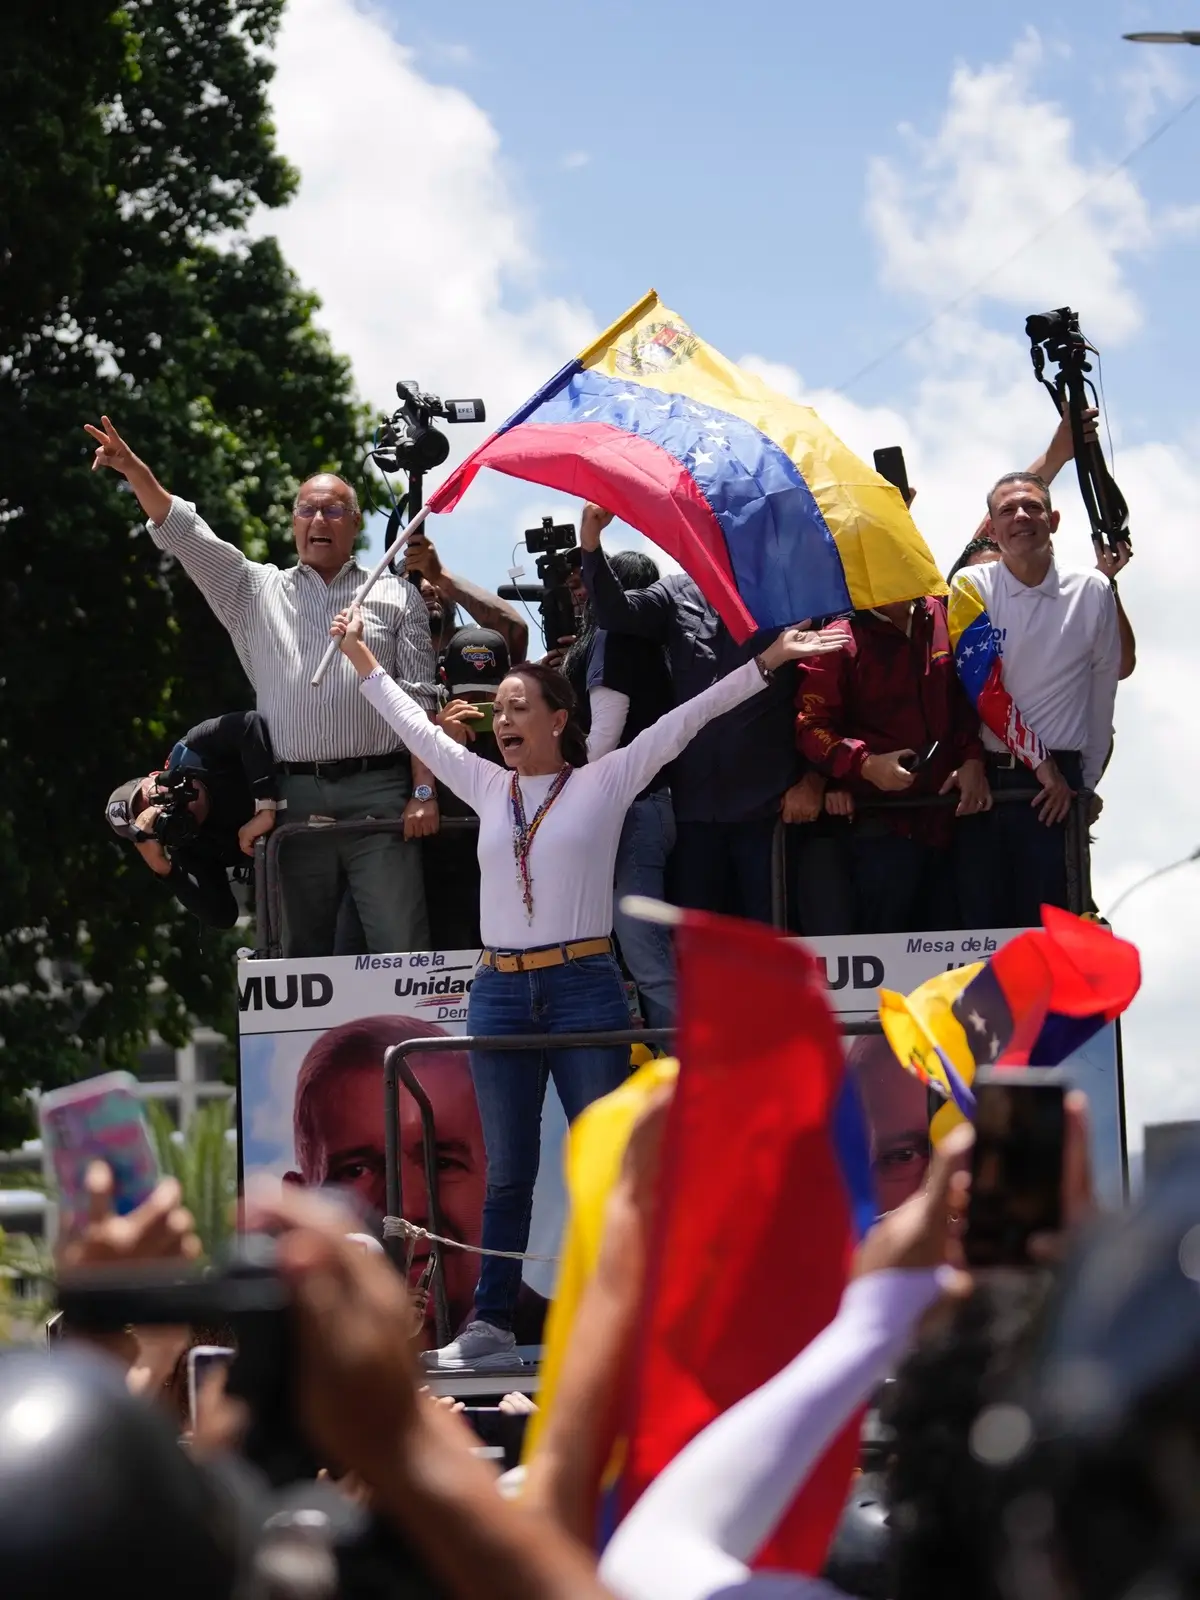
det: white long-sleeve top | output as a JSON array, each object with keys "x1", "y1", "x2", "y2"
[
  {"x1": 360, "y1": 658, "x2": 766, "y2": 949},
  {"x1": 599, "y1": 1269, "x2": 945, "y2": 1600}
]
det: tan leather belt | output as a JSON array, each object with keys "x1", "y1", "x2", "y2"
[{"x1": 479, "y1": 937, "x2": 612, "y2": 974}]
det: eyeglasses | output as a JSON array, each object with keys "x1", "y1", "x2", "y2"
[{"x1": 295, "y1": 502, "x2": 351, "y2": 522}]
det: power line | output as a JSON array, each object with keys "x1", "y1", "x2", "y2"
[
  {"x1": 1105, "y1": 846, "x2": 1200, "y2": 920},
  {"x1": 834, "y1": 89, "x2": 1200, "y2": 395}
]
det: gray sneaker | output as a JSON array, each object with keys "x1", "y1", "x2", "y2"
[{"x1": 420, "y1": 1319, "x2": 517, "y2": 1371}]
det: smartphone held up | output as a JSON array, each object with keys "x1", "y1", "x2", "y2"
[
  {"x1": 38, "y1": 1071, "x2": 160, "y2": 1234},
  {"x1": 964, "y1": 1068, "x2": 1066, "y2": 1269}
]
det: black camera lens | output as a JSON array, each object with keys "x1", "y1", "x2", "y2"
[{"x1": 1025, "y1": 307, "x2": 1075, "y2": 345}]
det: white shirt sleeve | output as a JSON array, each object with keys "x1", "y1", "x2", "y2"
[
  {"x1": 1084, "y1": 585, "x2": 1121, "y2": 791},
  {"x1": 146, "y1": 496, "x2": 261, "y2": 636},
  {"x1": 359, "y1": 671, "x2": 503, "y2": 811},
  {"x1": 599, "y1": 1269, "x2": 944, "y2": 1600},
  {"x1": 587, "y1": 686, "x2": 631, "y2": 761},
  {"x1": 592, "y1": 659, "x2": 765, "y2": 808}
]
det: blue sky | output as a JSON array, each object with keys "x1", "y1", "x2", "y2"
[
  {"x1": 257, "y1": 0, "x2": 1200, "y2": 1149},
  {"x1": 380, "y1": 0, "x2": 1200, "y2": 424}
]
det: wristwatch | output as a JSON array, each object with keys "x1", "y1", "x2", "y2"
[{"x1": 412, "y1": 784, "x2": 435, "y2": 803}]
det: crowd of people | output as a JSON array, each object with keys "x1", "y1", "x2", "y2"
[
  {"x1": 26, "y1": 402, "x2": 1168, "y2": 1599},
  {"x1": 88, "y1": 401, "x2": 1135, "y2": 1376},
  {"x1": 18, "y1": 1076, "x2": 1200, "y2": 1600},
  {"x1": 96, "y1": 399, "x2": 1132, "y2": 961}
]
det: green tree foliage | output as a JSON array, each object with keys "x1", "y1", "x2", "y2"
[
  {"x1": 0, "y1": 1, "x2": 370, "y2": 1142},
  {"x1": 146, "y1": 1098, "x2": 237, "y2": 1260}
]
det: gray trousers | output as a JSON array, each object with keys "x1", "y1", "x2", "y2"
[{"x1": 278, "y1": 766, "x2": 431, "y2": 957}]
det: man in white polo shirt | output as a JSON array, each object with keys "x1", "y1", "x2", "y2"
[{"x1": 949, "y1": 470, "x2": 1120, "y2": 927}]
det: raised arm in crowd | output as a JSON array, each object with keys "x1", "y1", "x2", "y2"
[
  {"x1": 577, "y1": 503, "x2": 813, "y2": 926},
  {"x1": 85, "y1": 415, "x2": 440, "y2": 957},
  {"x1": 406, "y1": 526, "x2": 530, "y2": 663},
  {"x1": 957, "y1": 403, "x2": 1136, "y2": 677}
]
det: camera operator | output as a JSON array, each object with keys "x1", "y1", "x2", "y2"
[
  {"x1": 540, "y1": 548, "x2": 588, "y2": 670},
  {"x1": 950, "y1": 467, "x2": 1120, "y2": 928},
  {"x1": 405, "y1": 526, "x2": 529, "y2": 665},
  {"x1": 948, "y1": 405, "x2": 1137, "y2": 678},
  {"x1": 86, "y1": 415, "x2": 440, "y2": 958},
  {"x1": 106, "y1": 710, "x2": 279, "y2": 928}
]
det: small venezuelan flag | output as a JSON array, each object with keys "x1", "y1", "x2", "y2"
[
  {"x1": 879, "y1": 907, "x2": 1141, "y2": 1142},
  {"x1": 429, "y1": 290, "x2": 946, "y2": 643},
  {"x1": 948, "y1": 569, "x2": 1047, "y2": 770}
]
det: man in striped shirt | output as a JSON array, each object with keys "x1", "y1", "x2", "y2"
[{"x1": 86, "y1": 415, "x2": 439, "y2": 956}]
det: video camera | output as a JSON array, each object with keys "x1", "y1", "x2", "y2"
[
  {"x1": 147, "y1": 767, "x2": 203, "y2": 849},
  {"x1": 373, "y1": 381, "x2": 485, "y2": 477},
  {"x1": 57, "y1": 1239, "x2": 444, "y2": 1597},
  {"x1": 1025, "y1": 306, "x2": 1131, "y2": 554},
  {"x1": 499, "y1": 516, "x2": 580, "y2": 651},
  {"x1": 59, "y1": 1237, "x2": 314, "y2": 1485}
]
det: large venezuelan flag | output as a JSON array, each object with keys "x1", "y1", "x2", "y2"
[{"x1": 429, "y1": 290, "x2": 946, "y2": 643}]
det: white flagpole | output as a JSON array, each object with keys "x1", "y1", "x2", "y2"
[{"x1": 310, "y1": 500, "x2": 436, "y2": 687}]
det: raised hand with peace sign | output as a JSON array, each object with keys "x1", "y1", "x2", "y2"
[{"x1": 83, "y1": 415, "x2": 172, "y2": 525}]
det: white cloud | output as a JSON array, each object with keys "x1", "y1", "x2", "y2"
[
  {"x1": 1118, "y1": 44, "x2": 1189, "y2": 140},
  {"x1": 560, "y1": 150, "x2": 591, "y2": 171},
  {"x1": 258, "y1": 0, "x2": 594, "y2": 424},
  {"x1": 866, "y1": 31, "x2": 1156, "y2": 341}
]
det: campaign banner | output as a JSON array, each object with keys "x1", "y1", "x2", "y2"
[
  {"x1": 237, "y1": 948, "x2": 567, "y2": 1354},
  {"x1": 236, "y1": 926, "x2": 1127, "y2": 1349},
  {"x1": 816, "y1": 926, "x2": 1126, "y2": 1210}
]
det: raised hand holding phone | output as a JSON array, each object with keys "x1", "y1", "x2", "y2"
[
  {"x1": 963, "y1": 1069, "x2": 1067, "y2": 1269},
  {"x1": 40, "y1": 1071, "x2": 161, "y2": 1236}
]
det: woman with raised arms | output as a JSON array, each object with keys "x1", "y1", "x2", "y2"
[{"x1": 330, "y1": 594, "x2": 845, "y2": 1369}]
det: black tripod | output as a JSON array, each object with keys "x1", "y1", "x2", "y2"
[{"x1": 1026, "y1": 308, "x2": 1131, "y2": 555}]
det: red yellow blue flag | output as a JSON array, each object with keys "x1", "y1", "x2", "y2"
[
  {"x1": 948, "y1": 568, "x2": 1047, "y2": 770},
  {"x1": 429, "y1": 291, "x2": 947, "y2": 643},
  {"x1": 880, "y1": 908, "x2": 1141, "y2": 1141}
]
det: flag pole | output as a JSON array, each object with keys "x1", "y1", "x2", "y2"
[
  {"x1": 575, "y1": 288, "x2": 659, "y2": 370},
  {"x1": 310, "y1": 500, "x2": 434, "y2": 687}
]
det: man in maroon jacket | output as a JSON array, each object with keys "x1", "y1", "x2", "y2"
[{"x1": 794, "y1": 596, "x2": 991, "y2": 933}]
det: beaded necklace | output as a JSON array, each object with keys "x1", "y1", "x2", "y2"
[{"x1": 509, "y1": 765, "x2": 573, "y2": 923}]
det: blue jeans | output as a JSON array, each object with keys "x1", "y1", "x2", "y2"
[
  {"x1": 466, "y1": 953, "x2": 632, "y2": 1329},
  {"x1": 613, "y1": 790, "x2": 677, "y2": 1031}
]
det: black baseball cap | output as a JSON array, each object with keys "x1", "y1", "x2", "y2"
[{"x1": 442, "y1": 626, "x2": 511, "y2": 696}]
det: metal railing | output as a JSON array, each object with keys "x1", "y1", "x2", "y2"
[
  {"x1": 384, "y1": 1019, "x2": 885, "y2": 1351},
  {"x1": 253, "y1": 814, "x2": 481, "y2": 956},
  {"x1": 776, "y1": 788, "x2": 1093, "y2": 926},
  {"x1": 251, "y1": 789, "x2": 1092, "y2": 955}
]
